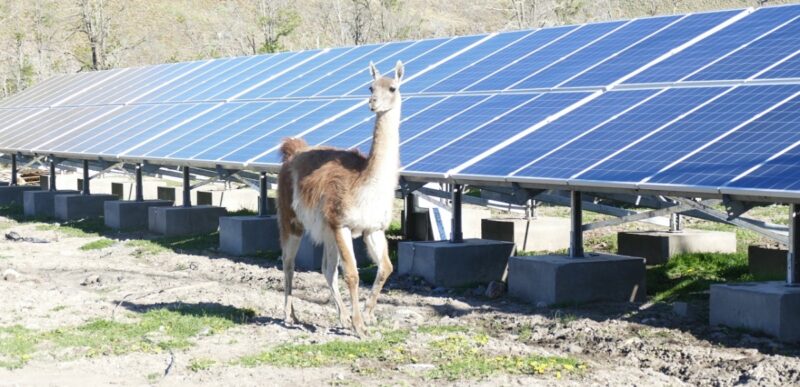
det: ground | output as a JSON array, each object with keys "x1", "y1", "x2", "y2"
[{"x1": 0, "y1": 204, "x2": 798, "y2": 386}]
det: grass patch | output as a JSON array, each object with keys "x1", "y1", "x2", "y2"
[
  {"x1": 427, "y1": 333, "x2": 583, "y2": 380},
  {"x1": 0, "y1": 326, "x2": 38, "y2": 369},
  {"x1": 79, "y1": 238, "x2": 115, "y2": 251},
  {"x1": 239, "y1": 330, "x2": 409, "y2": 368},
  {"x1": 647, "y1": 252, "x2": 782, "y2": 302},
  {"x1": 188, "y1": 357, "x2": 216, "y2": 372},
  {"x1": 152, "y1": 232, "x2": 219, "y2": 253},
  {"x1": 36, "y1": 218, "x2": 108, "y2": 238},
  {"x1": 386, "y1": 220, "x2": 403, "y2": 237},
  {"x1": 416, "y1": 325, "x2": 470, "y2": 335},
  {"x1": 0, "y1": 304, "x2": 254, "y2": 369},
  {"x1": 126, "y1": 239, "x2": 168, "y2": 256}
]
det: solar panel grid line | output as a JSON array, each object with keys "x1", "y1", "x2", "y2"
[
  {"x1": 446, "y1": 90, "x2": 602, "y2": 176},
  {"x1": 605, "y1": 9, "x2": 752, "y2": 89},
  {"x1": 413, "y1": 30, "x2": 538, "y2": 93},
  {"x1": 55, "y1": 105, "x2": 161, "y2": 153},
  {"x1": 246, "y1": 46, "x2": 366, "y2": 98},
  {"x1": 0, "y1": 107, "x2": 84, "y2": 146},
  {"x1": 753, "y1": 47, "x2": 800, "y2": 79},
  {"x1": 224, "y1": 49, "x2": 330, "y2": 101},
  {"x1": 1, "y1": 106, "x2": 106, "y2": 150},
  {"x1": 34, "y1": 69, "x2": 128, "y2": 108},
  {"x1": 503, "y1": 19, "x2": 635, "y2": 91},
  {"x1": 569, "y1": 86, "x2": 737, "y2": 179},
  {"x1": 80, "y1": 104, "x2": 201, "y2": 155},
  {"x1": 75, "y1": 66, "x2": 165, "y2": 106},
  {"x1": 315, "y1": 37, "x2": 457, "y2": 98},
  {"x1": 163, "y1": 102, "x2": 296, "y2": 159},
  {"x1": 0, "y1": 75, "x2": 69, "y2": 108},
  {"x1": 727, "y1": 136, "x2": 800, "y2": 185},
  {"x1": 139, "y1": 102, "x2": 274, "y2": 158},
  {"x1": 244, "y1": 100, "x2": 368, "y2": 164},
  {"x1": 163, "y1": 55, "x2": 277, "y2": 103},
  {"x1": 552, "y1": 15, "x2": 690, "y2": 89},
  {"x1": 144, "y1": 57, "x2": 259, "y2": 103},
  {"x1": 12, "y1": 72, "x2": 98, "y2": 107},
  {"x1": 401, "y1": 93, "x2": 545, "y2": 170},
  {"x1": 116, "y1": 102, "x2": 226, "y2": 157},
  {"x1": 24, "y1": 105, "x2": 127, "y2": 152},
  {"x1": 449, "y1": 26, "x2": 585, "y2": 93},
  {"x1": 492, "y1": 88, "x2": 671, "y2": 177},
  {"x1": 394, "y1": 95, "x2": 495, "y2": 153},
  {"x1": 121, "y1": 61, "x2": 224, "y2": 105},
  {"x1": 639, "y1": 12, "x2": 800, "y2": 85},
  {"x1": 638, "y1": 87, "x2": 800, "y2": 184},
  {"x1": 118, "y1": 59, "x2": 235, "y2": 104}
]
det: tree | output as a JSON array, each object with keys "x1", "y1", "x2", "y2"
[
  {"x1": 349, "y1": 0, "x2": 372, "y2": 45},
  {"x1": 509, "y1": 0, "x2": 541, "y2": 29},
  {"x1": 254, "y1": 0, "x2": 301, "y2": 54},
  {"x1": 76, "y1": 0, "x2": 116, "y2": 70},
  {"x1": 554, "y1": 0, "x2": 585, "y2": 24}
]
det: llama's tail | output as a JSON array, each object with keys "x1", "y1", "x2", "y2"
[{"x1": 279, "y1": 137, "x2": 309, "y2": 162}]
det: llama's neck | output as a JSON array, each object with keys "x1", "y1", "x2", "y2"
[{"x1": 363, "y1": 106, "x2": 401, "y2": 185}]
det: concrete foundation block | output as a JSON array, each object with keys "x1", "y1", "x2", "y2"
[
  {"x1": 508, "y1": 253, "x2": 646, "y2": 306},
  {"x1": 54, "y1": 194, "x2": 118, "y2": 220},
  {"x1": 148, "y1": 205, "x2": 227, "y2": 236},
  {"x1": 748, "y1": 245, "x2": 787, "y2": 280},
  {"x1": 710, "y1": 282, "x2": 800, "y2": 343},
  {"x1": 482, "y1": 217, "x2": 570, "y2": 253},
  {"x1": 295, "y1": 233, "x2": 371, "y2": 271},
  {"x1": 0, "y1": 186, "x2": 42, "y2": 206},
  {"x1": 104, "y1": 200, "x2": 174, "y2": 230},
  {"x1": 618, "y1": 229, "x2": 736, "y2": 265},
  {"x1": 219, "y1": 216, "x2": 280, "y2": 256},
  {"x1": 398, "y1": 239, "x2": 514, "y2": 287},
  {"x1": 23, "y1": 190, "x2": 79, "y2": 218}
]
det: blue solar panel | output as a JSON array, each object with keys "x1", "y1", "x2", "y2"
[
  {"x1": 511, "y1": 87, "x2": 726, "y2": 179},
  {"x1": 515, "y1": 16, "x2": 679, "y2": 89},
  {"x1": 406, "y1": 92, "x2": 589, "y2": 173},
  {"x1": 141, "y1": 56, "x2": 258, "y2": 103},
  {"x1": 53, "y1": 105, "x2": 159, "y2": 153},
  {"x1": 86, "y1": 62, "x2": 204, "y2": 105},
  {"x1": 645, "y1": 90, "x2": 800, "y2": 187},
  {"x1": 235, "y1": 46, "x2": 366, "y2": 100},
  {"x1": 460, "y1": 89, "x2": 658, "y2": 176},
  {"x1": 758, "y1": 53, "x2": 800, "y2": 79},
  {"x1": 401, "y1": 31, "x2": 531, "y2": 94},
  {"x1": 565, "y1": 10, "x2": 741, "y2": 87},
  {"x1": 627, "y1": 6, "x2": 800, "y2": 84},
  {"x1": 688, "y1": 18, "x2": 800, "y2": 81},
  {"x1": 422, "y1": 26, "x2": 576, "y2": 93},
  {"x1": 465, "y1": 22, "x2": 627, "y2": 92},
  {"x1": 727, "y1": 142, "x2": 800, "y2": 191},
  {"x1": 578, "y1": 85, "x2": 800, "y2": 183}
]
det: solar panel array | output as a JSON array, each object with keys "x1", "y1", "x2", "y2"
[{"x1": 1, "y1": 4, "x2": 800, "y2": 199}]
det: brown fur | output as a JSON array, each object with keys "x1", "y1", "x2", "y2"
[{"x1": 279, "y1": 137, "x2": 309, "y2": 162}]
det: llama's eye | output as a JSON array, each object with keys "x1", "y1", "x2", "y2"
[
  {"x1": 389, "y1": 87, "x2": 396, "y2": 93},
  {"x1": 368, "y1": 86, "x2": 373, "y2": 93}
]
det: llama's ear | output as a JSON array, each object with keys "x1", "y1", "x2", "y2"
[
  {"x1": 395, "y1": 61, "x2": 404, "y2": 83},
  {"x1": 369, "y1": 61, "x2": 380, "y2": 80}
]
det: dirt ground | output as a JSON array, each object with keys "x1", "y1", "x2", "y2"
[{"x1": 0, "y1": 214, "x2": 799, "y2": 387}]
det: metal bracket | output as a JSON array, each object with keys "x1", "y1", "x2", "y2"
[
  {"x1": 670, "y1": 197, "x2": 788, "y2": 245},
  {"x1": 722, "y1": 194, "x2": 761, "y2": 220},
  {"x1": 87, "y1": 161, "x2": 123, "y2": 181},
  {"x1": 398, "y1": 178, "x2": 424, "y2": 196},
  {"x1": 215, "y1": 165, "x2": 239, "y2": 181}
]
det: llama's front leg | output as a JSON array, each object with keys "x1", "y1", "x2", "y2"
[
  {"x1": 282, "y1": 234, "x2": 302, "y2": 324},
  {"x1": 363, "y1": 230, "x2": 393, "y2": 325},
  {"x1": 333, "y1": 227, "x2": 367, "y2": 338},
  {"x1": 323, "y1": 239, "x2": 351, "y2": 328}
]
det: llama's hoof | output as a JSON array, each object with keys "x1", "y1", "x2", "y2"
[
  {"x1": 284, "y1": 309, "x2": 299, "y2": 325},
  {"x1": 363, "y1": 311, "x2": 376, "y2": 326},
  {"x1": 338, "y1": 314, "x2": 352, "y2": 328},
  {"x1": 352, "y1": 318, "x2": 369, "y2": 338}
]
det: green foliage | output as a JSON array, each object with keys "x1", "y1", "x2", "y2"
[
  {"x1": 125, "y1": 239, "x2": 168, "y2": 257},
  {"x1": 0, "y1": 305, "x2": 254, "y2": 369},
  {"x1": 35, "y1": 218, "x2": 108, "y2": 238},
  {"x1": 238, "y1": 330, "x2": 409, "y2": 368},
  {"x1": 188, "y1": 357, "x2": 216, "y2": 372},
  {"x1": 257, "y1": 7, "x2": 301, "y2": 54},
  {"x1": 647, "y1": 252, "x2": 781, "y2": 302},
  {"x1": 79, "y1": 238, "x2": 115, "y2": 251},
  {"x1": 0, "y1": 326, "x2": 38, "y2": 369}
]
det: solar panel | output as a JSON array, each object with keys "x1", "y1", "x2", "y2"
[{"x1": 1, "y1": 4, "x2": 800, "y2": 200}]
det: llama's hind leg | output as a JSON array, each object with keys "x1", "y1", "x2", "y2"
[
  {"x1": 362, "y1": 230, "x2": 393, "y2": 325},
  {"x1": 322, "y1": 237, "x2": 351, "y2": 328},
  {"x1": 282, "y1": 233, "x2": 302, "y2": 324},
  {"x1": 333, "y1": 227, "x2": 367, "y2": 338}
]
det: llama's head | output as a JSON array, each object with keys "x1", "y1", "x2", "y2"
[{"x1": 368, "y1": 60, "x2": 403, "y2": 113}]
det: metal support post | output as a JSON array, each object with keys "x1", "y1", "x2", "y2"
[
  {"x1": 182, "y1": 166, "x2": 191, "y2": 208},
  {"x1": 789, "y1": 204, "x2": 800, "y2": 286},
  {"x1": 669, "y1": 213, "x2": 683, "y2": 232},
  {"x1": 259, "y1": 171, "x2": 269, "y2": 217},
  {"x1": 10, "y1": 154, "x2": 17, "y2": 186},
  {"x1": 450, "y1": 184, "x2": 463, "y2": 243},
  {"x1": 49, "y1": 160, "x2": 56, "y2": 192},
  {"x1": 135, "y1": 164, "x2": 144, "y2": 202},
  {"x1": 82, "y1": 160, "x2": 90, "y2": 195},
  {"x1": 570, "y1": 191, "x2": 584, "y2": 258},
  {"x1": 402, "y1": 192, "x2": 414, "y2": 240}
]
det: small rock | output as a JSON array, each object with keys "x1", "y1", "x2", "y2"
[
  {"x1": 5, "y1": 231, "x2": 21, "y2": 241},
  {"x1": 399, "y1": 363, "x2": 436, "y2": 372},
  {"x1": 567, "y1": 344, "x2": 584, "y2": 354},
  {"x1": 672, "y1": 302, "x2": 690, "y2": 318},
  {"x1": 485, "y1": 281, "x2": 506, "y2": 299},
  {"x1": 2, "y1": 269, "x2": 21, "y2": 281},
  {"x1": 81, "y1": 274, "x2": 101, "y2": 286},
  {"x1": 198, "y1": 327, "x2": 212, "y2": 336}
]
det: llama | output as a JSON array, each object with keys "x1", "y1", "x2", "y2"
[{"x1": 277, "y1": 61, "x2": 404, "y2": 337}]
